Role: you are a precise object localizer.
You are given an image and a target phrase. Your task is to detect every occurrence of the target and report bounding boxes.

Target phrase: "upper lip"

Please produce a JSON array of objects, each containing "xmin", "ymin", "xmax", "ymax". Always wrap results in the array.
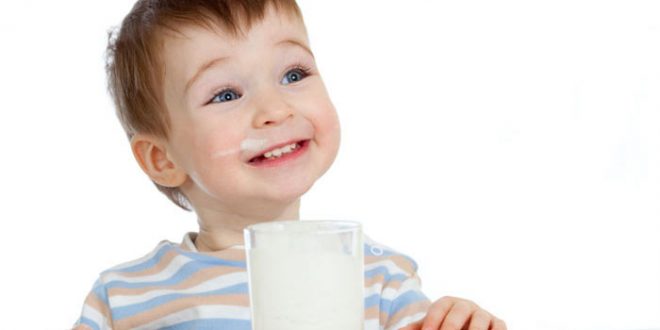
[{"xmin": 246, "ymin": 138, "xmax": 309, "ymax": 162}]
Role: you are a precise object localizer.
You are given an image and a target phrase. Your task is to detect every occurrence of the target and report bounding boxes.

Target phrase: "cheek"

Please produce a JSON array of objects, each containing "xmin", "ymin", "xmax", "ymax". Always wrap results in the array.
[
  {"xmin": 190, "ymin": 125, "xmax": 243, "ymax": 176},
  {"xmin": 316, "ymin": 103, "xmax": 341, "ymax": 146},
  {"xmin": 309, "ymin": 102, "xmax": 341, "ymax": 168},
  {"xmin": 186, "ymin": 129, "xmax": 247, "ymax": 198},
  {"xmin": 303, "ymin": 88, "xmax": 340, "ymax": 138}
]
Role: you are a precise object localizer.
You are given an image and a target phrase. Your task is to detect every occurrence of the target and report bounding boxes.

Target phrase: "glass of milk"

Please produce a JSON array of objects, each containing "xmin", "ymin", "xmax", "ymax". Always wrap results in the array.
[{"xmin": 244, "ymin": 220, "xmax": 364, "ymax": 330}]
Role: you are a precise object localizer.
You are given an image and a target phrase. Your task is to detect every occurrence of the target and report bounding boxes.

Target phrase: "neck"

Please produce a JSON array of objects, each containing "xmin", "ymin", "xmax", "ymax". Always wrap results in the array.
[{"xmin": 193, "ymin": 199, "xmax": 301, "ymax": 252}]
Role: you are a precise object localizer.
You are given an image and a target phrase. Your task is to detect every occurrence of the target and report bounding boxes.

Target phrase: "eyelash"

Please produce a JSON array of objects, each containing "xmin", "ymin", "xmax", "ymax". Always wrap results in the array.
[{"xmin": 206, "ymin": 63, "xmax": 313, "ymax": 105}]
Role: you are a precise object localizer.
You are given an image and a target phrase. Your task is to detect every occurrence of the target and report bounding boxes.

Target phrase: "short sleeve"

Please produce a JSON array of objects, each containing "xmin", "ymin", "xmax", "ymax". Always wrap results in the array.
[
  {"xmin": 72, "ymin": 279, "xmax": 113, "ymax": 330},
  {"xmin": 382, "ymin": 260, "xmax": 431, "ymax": 330}
]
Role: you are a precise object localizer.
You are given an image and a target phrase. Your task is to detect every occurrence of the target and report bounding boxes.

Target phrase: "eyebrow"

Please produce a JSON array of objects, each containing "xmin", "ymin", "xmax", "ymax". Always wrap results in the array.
[{"xmin": 184, "ymin": 38, "xmax": 314, "ymax": 94}]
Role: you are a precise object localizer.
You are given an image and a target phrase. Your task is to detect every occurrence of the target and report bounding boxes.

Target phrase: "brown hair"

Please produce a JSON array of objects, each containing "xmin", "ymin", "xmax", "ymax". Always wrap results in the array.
[{"xmin": 106, "ymin": 0, "xmax": 302, "ymax": 211}]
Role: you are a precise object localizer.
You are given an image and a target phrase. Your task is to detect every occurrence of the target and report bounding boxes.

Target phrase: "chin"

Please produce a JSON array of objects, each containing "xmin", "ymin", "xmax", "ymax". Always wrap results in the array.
[
  {"xmin": 276, "ymin": 179, "xmax": 315, "ymax": 204},
  {"xmin": 258, "ymin": 170, "xmax": 317, "ymax": 206}
]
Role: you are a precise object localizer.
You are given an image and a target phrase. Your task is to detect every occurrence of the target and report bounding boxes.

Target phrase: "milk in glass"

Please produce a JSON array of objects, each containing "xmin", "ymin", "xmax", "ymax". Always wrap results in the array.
[{"xmin": 245, "ymin": 221, "xmax": 364, "ymax": 330}]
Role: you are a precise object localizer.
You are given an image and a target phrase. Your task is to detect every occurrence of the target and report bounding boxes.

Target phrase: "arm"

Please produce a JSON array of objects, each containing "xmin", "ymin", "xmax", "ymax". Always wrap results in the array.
[
  {"xmin": 400, "ymin": 296, "xmax": 507, "ymax": 330},
  {"xmin": 72, "ymin": 279, "xmax": 113, "ymax": 330},
  {"xmin": 383, "ymin": 270, "xmax": 432, "ymax": 330}
]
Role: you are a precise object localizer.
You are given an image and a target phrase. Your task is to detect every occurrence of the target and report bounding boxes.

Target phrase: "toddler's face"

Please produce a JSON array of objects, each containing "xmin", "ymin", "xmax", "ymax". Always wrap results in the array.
[{"xmin": 158, "ymin": 6, "xmax": 340, "ymax": 214}]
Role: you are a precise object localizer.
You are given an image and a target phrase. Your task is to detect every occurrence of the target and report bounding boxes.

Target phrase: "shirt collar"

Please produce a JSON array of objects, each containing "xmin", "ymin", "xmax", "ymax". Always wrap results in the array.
[{"xmin": 180, "ymin": 232, "xmax": 245, "ymax": 252}]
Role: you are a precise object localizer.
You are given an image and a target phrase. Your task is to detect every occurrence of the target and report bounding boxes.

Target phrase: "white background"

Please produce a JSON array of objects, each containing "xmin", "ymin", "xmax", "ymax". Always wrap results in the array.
[{"xmin": 0, "ymin": 1, "xmax": 658, "ymax": 329}]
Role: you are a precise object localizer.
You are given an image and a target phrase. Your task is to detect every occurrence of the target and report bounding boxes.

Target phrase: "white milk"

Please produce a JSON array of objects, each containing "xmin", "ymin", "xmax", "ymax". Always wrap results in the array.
[{"xmin": 246, "ymin": 223, "xmax": 364, "ymax": 330}]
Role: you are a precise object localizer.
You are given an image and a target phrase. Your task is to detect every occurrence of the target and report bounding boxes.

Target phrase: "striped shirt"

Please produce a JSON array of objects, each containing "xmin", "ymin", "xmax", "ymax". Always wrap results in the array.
[{"xmin": 73, "ymin": 233, "xmax": 431, "ymax": 330}]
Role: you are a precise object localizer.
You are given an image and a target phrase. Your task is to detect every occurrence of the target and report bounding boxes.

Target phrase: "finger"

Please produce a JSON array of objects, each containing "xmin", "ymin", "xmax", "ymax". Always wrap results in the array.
[
  {"xmin": 420, "ymin": 297, "xmax": 455, "ymax": 330},
  {"xmin": 491, "ymin": 318, "xmax": 507, "ymax": 330},
  {"xmin": 467, "ymin": 309, "xmax": 492, "ymax": 330},
  {"xmin": 439, "ymin": 300, "xmax": 477, "ymax": 330}
]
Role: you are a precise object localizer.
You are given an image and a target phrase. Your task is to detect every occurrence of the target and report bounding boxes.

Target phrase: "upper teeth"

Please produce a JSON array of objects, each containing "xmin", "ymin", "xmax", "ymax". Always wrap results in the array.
[{"xmin": 263, "ymin": 143, "xmax": 298, "ymax": 159}]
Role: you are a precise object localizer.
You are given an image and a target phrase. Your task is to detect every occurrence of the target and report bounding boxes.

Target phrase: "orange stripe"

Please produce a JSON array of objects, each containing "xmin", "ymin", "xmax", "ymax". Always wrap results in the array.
[
  {"xmin": 365, "ymin": 255, "xmax": 417, "ymax": 275},
  {"xmin": 365, "ymin": 305, "xmax": 379, "ymax": 320},
  {"xmin": 84, "ymin": 291, "xmax": 112, "ymax": 322},
  {"xmin": 380, "ymin": 309, "xmax": 389, "ymax": 326},
  {"xmin": 365, "ymin": 273, "xmax": 386, "ymax": 288},
  {"xmin": 365, "ymin": 272, "xmax": 412, "ymax": 292},
  {"xmin": 113, "ymin": 294, "xmax": 249, "ymax": 329},
  {"xmin": 113, "ymin": 250, "xmax": 179, "ymax": 278},
  {"xmin": 108, "ymin": 266, "xmax": 244, "ymax": 296}
]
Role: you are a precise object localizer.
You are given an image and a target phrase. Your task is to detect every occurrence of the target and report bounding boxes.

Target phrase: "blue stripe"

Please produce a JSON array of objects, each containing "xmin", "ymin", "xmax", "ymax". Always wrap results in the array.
[
  {"xmin": 78, "ymin": 317, "xmax": 100, "ymax": 330},
  {"xmin": 364, "ymin": 293, "xmax": 380, "ymax": 309},
  {"xmin": 161, "ymin": 318, "xmax": 251, "ymax": 330},
  {"xmin": 113, "ymin": 283, "xmax": 248, "ymax": 320},
  {"xmin": 92, "ymin": 281, "xmax": 109, "ymax": 305},
  {"xmin": 364, "ymin": 266, "xmax": 409, "ymax": 283},
  {"xmin": 107, "ymin": 244, "xmax": 174, "ymax": 274}
]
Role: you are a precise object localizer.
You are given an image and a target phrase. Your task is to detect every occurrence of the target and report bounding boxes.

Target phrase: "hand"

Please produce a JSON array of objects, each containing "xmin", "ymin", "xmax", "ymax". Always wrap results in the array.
[{"xmin": 400, "ymin": 296, "xmax": 506, "ymax": 330}]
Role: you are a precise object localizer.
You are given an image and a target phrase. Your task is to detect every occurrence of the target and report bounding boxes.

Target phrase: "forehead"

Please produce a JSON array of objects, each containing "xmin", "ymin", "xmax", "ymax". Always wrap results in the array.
[
  {"xmin": 161, "ymin": 7, "xmax": 308, "ymax": 67},
  {"xmin": 159, "ymin": 6, "xmax": 308, "ymax": 95}
]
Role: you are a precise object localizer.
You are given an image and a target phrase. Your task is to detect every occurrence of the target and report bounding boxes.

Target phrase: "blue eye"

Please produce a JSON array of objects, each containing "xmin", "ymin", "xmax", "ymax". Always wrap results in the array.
[
  {"xmin": 210, "ymin": 89, "xmax": 241, "ymax": 104},
  {"xmin": 281, "ymin": 67, "xmax": 310, "ymax": 85}
]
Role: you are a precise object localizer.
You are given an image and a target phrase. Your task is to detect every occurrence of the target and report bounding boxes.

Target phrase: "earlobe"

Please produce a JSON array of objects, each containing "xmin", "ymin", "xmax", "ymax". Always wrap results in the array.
[{"xmin": 130, "ymin": 134, "xmax": 188, "ymax": 188}]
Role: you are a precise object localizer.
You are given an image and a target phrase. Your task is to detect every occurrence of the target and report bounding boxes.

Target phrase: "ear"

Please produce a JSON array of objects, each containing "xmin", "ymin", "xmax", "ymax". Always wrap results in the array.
[{"xmin": 130, "ymin": 133, "xmax": 188, "ymax": 188}]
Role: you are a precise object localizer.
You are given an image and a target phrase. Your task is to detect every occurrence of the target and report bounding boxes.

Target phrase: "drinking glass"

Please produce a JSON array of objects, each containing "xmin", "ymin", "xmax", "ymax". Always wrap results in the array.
[{"xmin": 244, "ymin": 220, "xmax": 364, "ymax": 330}]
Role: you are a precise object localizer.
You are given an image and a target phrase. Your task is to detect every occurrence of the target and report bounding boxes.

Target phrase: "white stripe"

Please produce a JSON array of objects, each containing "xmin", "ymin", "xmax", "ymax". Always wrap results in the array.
[
  {"xmin": 133, "ymin": 304, "xmax": 250, "ymax": 330},
  {"xmin": 81, "ymin": 303, "xmax": 112, "ymax": 330},
  {"xmin": 365, "ymin": 282, "xmax": 384, "ymax": 298},
  {"xmin": 110, "ymin": 271, "xmax": 247, "ymax": 308},
  {"xmin": 103, "ymin": 255, "xmax": 193, "ymax": 284},
  {"xmin": 364, "ymin": 283, "xmax": 417, "ymax": 300},
  {"xmin": 105, "ymin": 242, "xmax": 172, "ymax": 273},
  {"xmin": 381, "ymin": 276, "xmax": 422, "ymax": 301},
  {"xmin": 365, "ymin": 259, "xmax": 411, "ymax": 277},
  {"xmin": 180, "ymin": 233, "xmax": 196, "ymax": 251},
  {"xmin": 385, "ymin": 311, "xmax": 426, "ymax": 330},
  {"xmin": 363, "ymin": 270, "xmax": 422, "ymax": 302},
  {"xmin": 364, "ymin": 318, "xmax": 381, "ymax": 330}
]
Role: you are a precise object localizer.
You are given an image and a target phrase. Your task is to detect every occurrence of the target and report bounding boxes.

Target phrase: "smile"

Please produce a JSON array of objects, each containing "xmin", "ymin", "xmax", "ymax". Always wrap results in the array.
[
  {"xmin": 263, "ymin": 142, "xmax": 299, "ymax": 159},
  {"xmin": 248, "ymin": 140, "xmax": 310, "ymax": 167}
]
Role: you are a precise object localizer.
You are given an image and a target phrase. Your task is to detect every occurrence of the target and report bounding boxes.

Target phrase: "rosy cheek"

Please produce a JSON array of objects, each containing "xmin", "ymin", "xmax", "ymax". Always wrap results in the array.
[
  {"xmin": 203, "ymin": 131, "xmax": 244, "ymax": 162},
  {"xmin": 317, "ymin": 106, "xmax": 340, "ymax": 135}
]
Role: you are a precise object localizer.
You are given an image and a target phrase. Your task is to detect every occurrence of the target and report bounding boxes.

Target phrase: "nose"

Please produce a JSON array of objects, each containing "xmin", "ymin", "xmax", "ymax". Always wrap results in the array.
[{"xmin": 251, "ymin": 86, "xmax": 295, "ymax": 128}]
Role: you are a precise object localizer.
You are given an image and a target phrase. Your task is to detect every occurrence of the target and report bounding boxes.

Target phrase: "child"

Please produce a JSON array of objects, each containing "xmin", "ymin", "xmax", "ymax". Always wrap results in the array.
[{"xmin": 74, "ymin": 1, "xmax": 506, "ymax": 329}]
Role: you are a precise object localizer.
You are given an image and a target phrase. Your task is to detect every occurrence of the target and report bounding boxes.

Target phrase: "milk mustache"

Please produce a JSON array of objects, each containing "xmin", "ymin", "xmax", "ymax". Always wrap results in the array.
[{"xmin": 245, "ymin": 221, "xmax": 364, "ymax": 330}]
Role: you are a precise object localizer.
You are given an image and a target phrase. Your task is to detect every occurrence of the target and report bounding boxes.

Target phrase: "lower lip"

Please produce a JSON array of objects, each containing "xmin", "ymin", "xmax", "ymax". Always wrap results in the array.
[{"xmin": 248, "ymin": 140, "xmax": 310, "ymax": 168}]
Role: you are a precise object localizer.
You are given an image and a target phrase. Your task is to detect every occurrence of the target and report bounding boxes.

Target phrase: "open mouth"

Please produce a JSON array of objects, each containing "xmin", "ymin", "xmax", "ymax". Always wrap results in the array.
[{"xmin": 248, "ymin": 140, "xmax": 310, "ymax": 165}]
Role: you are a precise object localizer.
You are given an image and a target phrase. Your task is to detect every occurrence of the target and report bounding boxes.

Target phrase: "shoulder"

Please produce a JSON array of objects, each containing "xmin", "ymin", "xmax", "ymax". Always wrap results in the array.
[
  {"xmin": 95, "ymin": 239, "xmax": 185, "ymax": 284},
  {"xmin": 75, "ymin": 241, "xmax": 182, "ymax": 329},
  {"xmin": 364, "ymin": 234, "xmax": 420, "ymax": 277},
  {"xmin": 363, "ymin": 235, "xmax": 430, "ymax": 329}
]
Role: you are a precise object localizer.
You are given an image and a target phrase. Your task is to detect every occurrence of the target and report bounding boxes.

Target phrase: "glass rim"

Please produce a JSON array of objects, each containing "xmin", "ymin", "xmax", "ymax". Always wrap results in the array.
[{"xmin": 244, "ymin": 220, "xmax": 361, "ymax": 234}]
